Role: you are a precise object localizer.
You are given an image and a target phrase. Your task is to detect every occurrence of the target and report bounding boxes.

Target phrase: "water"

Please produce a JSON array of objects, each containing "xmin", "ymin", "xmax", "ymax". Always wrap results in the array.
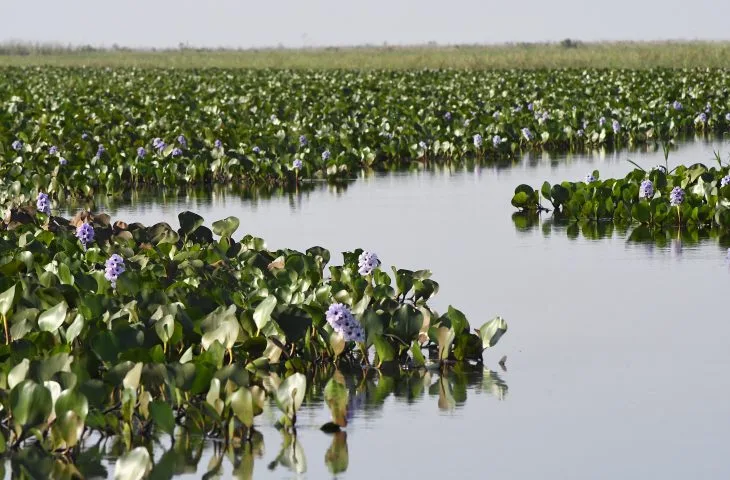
[{"xmin": 59, "ymin": 140, "xmax": 730, "ymax": 478}]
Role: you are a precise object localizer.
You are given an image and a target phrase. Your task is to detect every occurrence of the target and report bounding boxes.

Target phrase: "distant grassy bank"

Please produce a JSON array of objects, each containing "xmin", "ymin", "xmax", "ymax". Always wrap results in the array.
[{"xmin": 1, "ymin": 41, "xmax": 730, "ymax": 69}]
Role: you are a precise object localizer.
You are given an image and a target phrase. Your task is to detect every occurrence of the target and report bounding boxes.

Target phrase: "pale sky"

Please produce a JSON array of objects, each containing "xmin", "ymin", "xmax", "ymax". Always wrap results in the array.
[{"xmin": 1, "ymin": 0, "xmax": 728, "ymax": 49}]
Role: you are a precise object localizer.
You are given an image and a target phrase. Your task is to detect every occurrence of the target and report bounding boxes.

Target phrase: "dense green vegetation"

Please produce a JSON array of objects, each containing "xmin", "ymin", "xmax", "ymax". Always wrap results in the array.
[
  {"xmin": 3, "ymin": 67, "xmax": 730, "ymax": 209},
  {"xmin": 2, "ymin": 41, "xmax": 730, "ymax": 69},
  {"xmin": 511, "ymin": 159, "xmax": 730, "ymax": 231},
  {"xmin": 0, "ymin": 208, "xmax": 506, "ymax": 473}
]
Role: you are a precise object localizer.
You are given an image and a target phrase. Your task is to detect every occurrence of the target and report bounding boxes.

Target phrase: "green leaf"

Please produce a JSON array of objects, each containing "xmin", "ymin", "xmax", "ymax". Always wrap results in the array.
[
  {"xmin": 38, "ymin": 301, "xmax": 68, "ymax": 332},
  {"xmin": 0, "ymin": 284, "xmax": 17, "ymax": 317},
  {"xmin": 57, "ymin": 263, "xmax": 74, "ymax": 286},
  {"xmin": 253, "ymin": 296, "xmax": 277, "ymax": 331},
  {"xmin": 478, "ymin": 316, "xmax": 508, "ymax": 349},
  {"xmin": 10, "ymin": 380, "xmax": 52, "ymax": 427},
  {"xmin": 65, "ymin": 314, "xmax": 84, "ymax": 344},
  {"xmin": 114, "ymin": 447, "xmax": 152, "ymax": 480},
  {"xmin": 372, "ymin": 335, "xmax": 395, "ymax": 364},
  {"xmin": 324, "ymin": 377, "xmax": 349, "ymax": 427},
  {"xmin": 122, "ymin": 362, "xmax": 143, "ymax": 391},
  {"xmin": 8, "ymin": 359, "xmax": 30, "ymax": 389},
  {"xmin": 229, "ymin": 387, "xmax": 254, "ymax": 428},
  {"xmin": 275, "ymin": 373, "xmax": 306, "ymax": 420},
  {"xmin": 178, "ymin": 211, "xmax": 204, "ymax": 237},
  {"xmin": 274, "ymin": 308, "xmax": 312, "ymax": 342},
  {"xmin": 437, "ymin": 326, "xmax": 455, "ymax": 361},
  {"xmin": 391, "ymin": 304, "xmax": 423, "ymax": 342},
  {"xmin": 212, "ymin": 216, "xmax": 240, "ymax": 237},
  {"xmin": 150, "ymin": 401, "xmax": 175, "ymax": 435}
]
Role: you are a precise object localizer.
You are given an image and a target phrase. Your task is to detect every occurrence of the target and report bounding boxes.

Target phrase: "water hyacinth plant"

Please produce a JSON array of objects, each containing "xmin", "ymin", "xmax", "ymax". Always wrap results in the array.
[
  {"xmin": 511, "ymin": 163, "xmax": 730, "ymax": 230},
  {"xmin": 0, "ymin": 207, "xmax": 507, "ymax": 465}
]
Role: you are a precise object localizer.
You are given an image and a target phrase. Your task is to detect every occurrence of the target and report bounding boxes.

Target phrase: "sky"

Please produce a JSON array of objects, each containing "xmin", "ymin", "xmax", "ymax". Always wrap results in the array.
[{"xmin": 1, "ymin": 0, "xmax": 728, "ymax": 49}]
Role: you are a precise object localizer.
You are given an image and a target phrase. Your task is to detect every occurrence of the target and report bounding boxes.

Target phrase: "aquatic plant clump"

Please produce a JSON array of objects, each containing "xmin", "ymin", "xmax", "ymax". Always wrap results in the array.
[
  {"xmin": 510, "ymin": 163, "xmax": 730, "ymax": 229},
  {"xmin": 0, "ymin": 207, "xmax": 507, "ymax": 464}
]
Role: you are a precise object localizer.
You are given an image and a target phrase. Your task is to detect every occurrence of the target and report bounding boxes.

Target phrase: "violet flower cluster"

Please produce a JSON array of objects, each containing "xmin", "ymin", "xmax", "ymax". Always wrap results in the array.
[
  {"xmin": 76, "ymin": 223, "xmax": 95, "ymax": 249},
  {"xmin": 669, "ymin": 186, "xmax": 685, "ymax": 206},
  {"xmin": 357, "ymin": 251, "xmax": 380, "ymax": 276},
  {"xmin": 105, "ymin": 254, "xmax": 125, "ymax": 288},
  {"xmin": 36, "ymin": 192, "xmax": 51, "ymax": 215},
  {"xmin": 326, "ymin": 303, "xmax": 366, "ymax": 343},
  {"xmin": 639, "ymin": 179, "xmax": 654, "ymax": 199}
]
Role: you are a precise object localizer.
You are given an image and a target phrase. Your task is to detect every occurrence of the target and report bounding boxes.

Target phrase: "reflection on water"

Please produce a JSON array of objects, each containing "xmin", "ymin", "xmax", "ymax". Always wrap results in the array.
[
  {"xmin": 512, "ymin": 212, "xmax": 730, "ymax": 253},
  {"xmin": 0, "ymin": 367, "xmax": 505, "ymax": 478}
]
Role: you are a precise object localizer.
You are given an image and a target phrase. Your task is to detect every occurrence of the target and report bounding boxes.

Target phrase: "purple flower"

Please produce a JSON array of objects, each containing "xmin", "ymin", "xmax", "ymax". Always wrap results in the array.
[
  {"xmin": 97, "ymin": 144, "xmax": 105, "ymax": 156},
  {"xmin": 325, "ymin": 303, "xmax": 365, "ymax": 343},
  {"xmin": 612, "ymin": 120, "xmax": 621, "ymax": 134},
  {"xmin": 492, "ymin": 135, "xmax": 502, "ymax": 147},
  {"xmin": 585, "ymin": 174, "xmax": 595, "ymax": 183},
  {"xmin": 171, "ymin": 148, "xmax": 183, "ymax": 157},
  {"xmin": 81, "ymin": 133, "xmax": 89, "ymax": 141},
  {"xmin": 155, "ymin": 141, "xmax": 167, "ymax": 153},
  {"xmin": 527, "ymin": 102, "xmax": 534, "ymax": 112},
  {"xmin": 672, "ymin": 100, "xmax": 683, "ymax": 110},
  {"xmin": 322, "ymin": 149, "xmax": 331, "ymax": 161},
  {"xmin": 299, "ymin": 135, "xmax": 307, "ymax": 147},
  {"xmin": 357, "ymin": 251, "xmax": 380, "ymax": 276},
  {"xmin": 725, "ymin": 113, "xmax": 730, "ymax": 122},
  {"xmin": 59, "ymin": 157, "xmax": 67, "ymax": 166},
  {"xmin": 493, "ymin": 111, "xmax": 501, "ymax": 120},
  {"xmin": 444, "ymin": 112, "xmax": 452, "ymax": 121},
  {"xmin": 521, "ymin": 128, "xmax": 533, "ymax": 141},
  {"xmin": 721, "ymin": 175, "xmax": 730, "ymax": 187},
  {"xmin": 76, "ymin": 222, "xmax": 95, "ymax": 249},
  {"xmin": 137, "ymin": 147, "xmax": 146, "ymax": 158},
  {"xmin": 152, "ymin": 137, "xmax": 164, "ymax": 149},
  {"xmin": 104, "ymin": 254, "xmax": 125, "ymax": 288},
  {"xmin": 293, "ymin": 159, "xmax": 303, "ymax": 170},
  {"xmin": 214, "ymin": 139, "xmax": 223, "ymax": 149},
  {"xmin": 177, "ymin": 135, "xmax": 187, "ymax": 148},
  {"xmin": 513, "ymin": 105, "xmax": 523, "ymax": 113},
  {"xmin": 697, "ymin": 112, "xmax": 707, "ymax": 123},
  {"xmin": 11, "ymin": 140, "xmax": 22, "ymax": 151},
  {"xmin": 669, "ymin": 186, "xmax": 685, "ymax": 206},
  {"xmin": 252, "ymin": 145, "xmax": 260, "ymax": 154},
  {"xmin": 473, "ymin": 134, "xmax": 483, "ymax": 148},
  {"xmin": 49, "ymin": 145, "xmax": 59, "ymax": 155},
  {"xmin": 639, "ymin": 179, "xmax": 654, "ymax": 199},
  {"xmin": 576, "ymin": 129, "xmax": 585, "ymax": 138},
  {"xmin": 36, "ymin": 192, "xmax": 51, "ymax": 215},
  {"xmin": 599, "ymin": 117, "xmax": 606, "ymax": 127}
]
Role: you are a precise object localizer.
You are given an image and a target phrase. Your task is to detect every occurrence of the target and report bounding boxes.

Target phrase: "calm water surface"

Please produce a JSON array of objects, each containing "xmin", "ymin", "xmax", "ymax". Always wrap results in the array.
[{"xmin": 61, "ymin": 141, "xmax": 730, "ymax": 479}]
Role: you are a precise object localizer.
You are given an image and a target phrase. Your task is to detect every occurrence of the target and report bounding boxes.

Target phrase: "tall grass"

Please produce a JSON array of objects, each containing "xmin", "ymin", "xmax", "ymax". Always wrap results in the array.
[{"xmin": 1, "ymin": 41, "xmax": 730, "ymax": 69}]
